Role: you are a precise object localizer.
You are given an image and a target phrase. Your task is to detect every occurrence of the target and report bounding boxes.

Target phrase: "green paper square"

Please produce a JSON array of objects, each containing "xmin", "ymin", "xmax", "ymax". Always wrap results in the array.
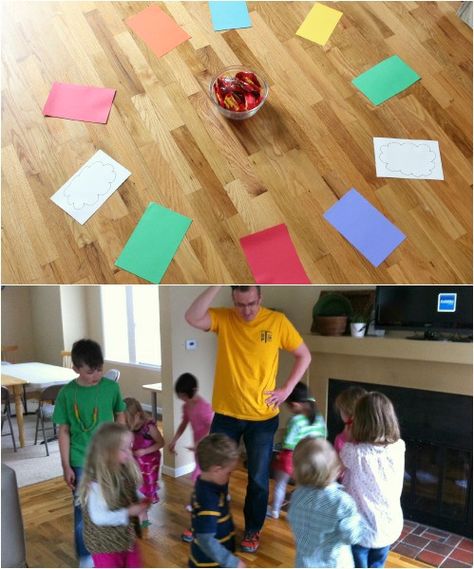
[
  {"xmin": 115, "ymin": 202, "xmax": 192, "ymax": 283},
  {"xmin": 352, "ymin": 55, "xmax": 420, "ymax": 105}
]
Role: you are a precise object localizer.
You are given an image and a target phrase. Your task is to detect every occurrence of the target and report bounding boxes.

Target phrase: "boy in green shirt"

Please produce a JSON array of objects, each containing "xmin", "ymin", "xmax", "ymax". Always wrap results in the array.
[{"xmin": 53, "ymin": 339, "xmax": 126, "ymax": 568}]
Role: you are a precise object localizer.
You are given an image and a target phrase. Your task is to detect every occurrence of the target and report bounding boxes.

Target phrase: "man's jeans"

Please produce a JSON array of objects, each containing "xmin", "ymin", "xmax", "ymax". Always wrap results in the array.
[
  {"xmin": 211, "ymin": 413, "xmax": 279, "ymax": 533},
  {"xmin": 72, "ymin": 467, "xmax": 92, "ymax": 561},
  {"xmin": 351, "ymin": 544, "xmax": 390, "ymax": 568}
]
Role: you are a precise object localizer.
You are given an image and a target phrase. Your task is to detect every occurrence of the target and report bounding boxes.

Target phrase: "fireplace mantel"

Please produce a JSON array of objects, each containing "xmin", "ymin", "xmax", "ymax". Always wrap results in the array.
[{"xmin": 303, "ymin": 335, "xmax": 473, "ymax": 418}]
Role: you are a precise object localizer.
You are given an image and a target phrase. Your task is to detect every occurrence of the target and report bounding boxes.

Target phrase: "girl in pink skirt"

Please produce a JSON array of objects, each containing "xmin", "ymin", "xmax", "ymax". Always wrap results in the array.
[
  {"xmin": 167, "ymin": 373, "xmax": 214, "ymax": 541},
  {"xmin": 125, "ymin": 398, "xmax": 164, "ymax": 527}
]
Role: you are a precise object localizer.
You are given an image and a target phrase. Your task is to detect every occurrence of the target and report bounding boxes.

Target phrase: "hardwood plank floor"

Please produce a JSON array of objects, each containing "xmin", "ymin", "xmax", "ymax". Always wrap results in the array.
[
  {"xmin": 18, "ymin": 467, "xmax": 432, "ymax": 568},
  {"xmin": 2, "ymin": 2, "xmax": 472, "ymax": 284}
]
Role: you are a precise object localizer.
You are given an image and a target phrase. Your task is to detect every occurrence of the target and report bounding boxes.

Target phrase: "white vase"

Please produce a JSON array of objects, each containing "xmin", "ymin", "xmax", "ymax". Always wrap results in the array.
[{"xmin": 350, "ymin": 323, "xmax": 366, "ymax": 338}]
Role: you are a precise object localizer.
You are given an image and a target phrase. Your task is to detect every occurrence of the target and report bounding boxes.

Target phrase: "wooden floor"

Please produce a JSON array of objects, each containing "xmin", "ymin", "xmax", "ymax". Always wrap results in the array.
[
  {"xmin": 18, "ymin": 466, "xmax": 432, "ymax": 568},
  {"xmin": 1, "ymin": 2, "xmax": 472, "ymax": 284}
]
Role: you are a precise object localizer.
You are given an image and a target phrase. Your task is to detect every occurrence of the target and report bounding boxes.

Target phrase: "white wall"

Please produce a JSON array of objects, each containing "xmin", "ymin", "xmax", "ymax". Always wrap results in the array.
[
  {"xmin": 1, "ymin": 286, "xmax": 36, "ymax": 362},
  {"xmin": 30, "ymin": 287, "xmax": 64, "ymax": 365},
  {"xmin": 60, "ymin": 286, "xmax": 88, "ymax": 352}
]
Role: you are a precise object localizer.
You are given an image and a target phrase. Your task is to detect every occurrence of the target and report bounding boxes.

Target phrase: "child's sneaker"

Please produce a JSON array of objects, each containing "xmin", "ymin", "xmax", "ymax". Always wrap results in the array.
[
  {"xmin": 266, "ymin": 506, "xmax": 279, "ymax": 519},
  {"xmin": 241, "ymin": 530, "xmax": 260, "ymax": 553},
  {"xmin": 181, "ymin": 528, "xmax": 193, "ymax": 543},
  {"xmin": 185, "ymin": 503, "xmax": 193, "ymax": 512}
]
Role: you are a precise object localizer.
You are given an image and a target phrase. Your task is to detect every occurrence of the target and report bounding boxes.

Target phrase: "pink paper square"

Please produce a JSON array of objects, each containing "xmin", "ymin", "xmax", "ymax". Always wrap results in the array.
[
  {"xmin": 43, "ymin": 82, "xmax": 116, "ymax": 124},
  {"xmin": 240, "ymin": 224, "xmax": 311, "ymax": 284}
]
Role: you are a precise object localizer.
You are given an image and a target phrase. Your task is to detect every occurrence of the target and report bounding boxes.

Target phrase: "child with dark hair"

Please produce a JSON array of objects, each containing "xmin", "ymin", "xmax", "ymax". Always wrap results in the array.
[
  {"xmin": 189, "ymin": 434, "xmax": 245, "ymax": 568},
  {"xmin": 267, "ymin": 381, "xmax": 327, "ymax": 519},
  {"xmin": 53, "ymin": 339, "xmax": 126, "ymax": 568},
  {"xmin": 167, "ymin": 373, "xmax": 214, "ymax": 541}
]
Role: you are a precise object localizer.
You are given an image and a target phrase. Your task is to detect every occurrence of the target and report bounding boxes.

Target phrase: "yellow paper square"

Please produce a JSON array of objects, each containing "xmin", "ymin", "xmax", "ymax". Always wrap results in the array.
[{"xmin": 296, "ymin": 3, "xmax": 343, "ymax": 46}]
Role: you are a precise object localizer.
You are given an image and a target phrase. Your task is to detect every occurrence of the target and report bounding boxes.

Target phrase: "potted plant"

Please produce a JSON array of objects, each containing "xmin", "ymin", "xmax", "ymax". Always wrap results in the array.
[
  {"xmin": 350, "ymin": 312, "xmax": 370, "ymax": 338},
  {"xmin": 311, "ymin": 293, "xmax": 353, "ymax": 336}
]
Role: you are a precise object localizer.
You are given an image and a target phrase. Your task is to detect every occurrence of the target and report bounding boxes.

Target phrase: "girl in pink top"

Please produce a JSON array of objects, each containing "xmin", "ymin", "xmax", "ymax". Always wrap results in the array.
[
  {"xmin": 334, "ymin": 386, "xmax": 367, "ymax": 454},
  {"xmin": 167, "ymin": 373, "xmax": 214, "ymax": 542}
]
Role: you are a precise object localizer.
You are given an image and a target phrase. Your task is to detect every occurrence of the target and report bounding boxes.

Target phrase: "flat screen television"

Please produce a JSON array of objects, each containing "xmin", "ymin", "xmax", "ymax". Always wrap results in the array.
[{"xmin": 374, "ymin": 286, "xmax": 473, "ymax": 339}]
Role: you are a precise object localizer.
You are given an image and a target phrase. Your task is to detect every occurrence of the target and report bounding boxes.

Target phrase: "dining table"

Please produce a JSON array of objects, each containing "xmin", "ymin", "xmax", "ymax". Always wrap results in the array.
[
  {"xmin": 1, "ymin": 362, "xmax": 78, "ymax": 447},
  {"xmin": 142, "ymin": 382, "xmax": 163, "ymax": 422}
]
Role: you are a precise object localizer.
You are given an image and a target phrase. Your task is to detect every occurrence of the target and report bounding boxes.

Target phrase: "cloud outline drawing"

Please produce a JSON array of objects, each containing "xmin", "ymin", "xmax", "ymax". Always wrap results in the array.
[
  {"xmin": 63, "ymin": 160, "xmax": 117, "ymax": 210},
  {"xmin": 378, "ymin": 142, "xmax": 437, "ymax": 177}
]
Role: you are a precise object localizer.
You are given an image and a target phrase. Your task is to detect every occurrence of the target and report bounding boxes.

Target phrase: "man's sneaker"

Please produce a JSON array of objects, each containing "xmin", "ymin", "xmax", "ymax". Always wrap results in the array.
[
  {"xmin": 181, "ymin": 528, "xmax": 193, "ymax": 542},
  {"xmin": 241, "ymin": 531, "xmax": 260, "ymax": 553}
]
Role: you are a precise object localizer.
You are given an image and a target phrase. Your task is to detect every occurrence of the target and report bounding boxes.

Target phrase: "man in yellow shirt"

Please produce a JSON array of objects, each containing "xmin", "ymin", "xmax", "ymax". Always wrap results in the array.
[{"xmin": 185, "ymin": 286, "xmax": 311, "ymax": 553}]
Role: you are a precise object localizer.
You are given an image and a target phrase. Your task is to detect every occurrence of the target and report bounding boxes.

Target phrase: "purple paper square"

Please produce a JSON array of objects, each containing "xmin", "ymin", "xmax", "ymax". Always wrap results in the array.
[{"xmin": 323, "ymin": 188, "xmax": 406, "ymax": 267}]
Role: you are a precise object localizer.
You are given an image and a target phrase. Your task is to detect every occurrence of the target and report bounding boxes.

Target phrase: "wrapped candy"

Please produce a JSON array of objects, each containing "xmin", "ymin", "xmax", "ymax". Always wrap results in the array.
[{"xmin": 213, "ymin": 70, "xmax": 264, "ymax": 112}]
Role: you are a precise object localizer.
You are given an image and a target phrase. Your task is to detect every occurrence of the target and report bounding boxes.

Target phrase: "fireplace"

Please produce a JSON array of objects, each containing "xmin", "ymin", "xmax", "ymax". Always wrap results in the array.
[{"xmin": 327, "ymin": 379, "xmax": 473, "ymax": 538}]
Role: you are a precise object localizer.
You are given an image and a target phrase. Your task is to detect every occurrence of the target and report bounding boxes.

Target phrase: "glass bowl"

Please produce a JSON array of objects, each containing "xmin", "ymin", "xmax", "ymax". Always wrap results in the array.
[{"xmin": 209, "ymin": 65, "xmax": 269, "ymax": 120}]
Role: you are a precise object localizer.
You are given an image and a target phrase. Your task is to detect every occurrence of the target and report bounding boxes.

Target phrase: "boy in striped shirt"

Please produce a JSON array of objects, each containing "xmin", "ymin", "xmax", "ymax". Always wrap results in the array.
[
  {"xmin": 189, "ymin": 434, "xmax": 246, "ymax": 568},
  {"xmin": 267, "ymin": 382, "xmax": 326, "ymax": 519}
]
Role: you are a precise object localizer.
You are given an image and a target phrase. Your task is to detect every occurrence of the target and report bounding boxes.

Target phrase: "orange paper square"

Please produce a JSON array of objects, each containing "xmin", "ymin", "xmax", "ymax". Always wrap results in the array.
[{"xmin": 126, "ymin": 6, "xmax": 190, "ymax": 58}]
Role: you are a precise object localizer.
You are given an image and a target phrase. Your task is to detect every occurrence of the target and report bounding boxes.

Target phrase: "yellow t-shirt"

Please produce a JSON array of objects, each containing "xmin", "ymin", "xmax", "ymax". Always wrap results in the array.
[{"xmin": 209, "ymin": 307, "xmax": 304, "ymax": 421}]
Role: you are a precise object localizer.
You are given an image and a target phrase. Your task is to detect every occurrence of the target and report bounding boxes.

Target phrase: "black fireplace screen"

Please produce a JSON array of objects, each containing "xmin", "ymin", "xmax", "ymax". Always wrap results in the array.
[{"xmin": 327, "ymin": 379, "xmax": 473, "ymax": 538}]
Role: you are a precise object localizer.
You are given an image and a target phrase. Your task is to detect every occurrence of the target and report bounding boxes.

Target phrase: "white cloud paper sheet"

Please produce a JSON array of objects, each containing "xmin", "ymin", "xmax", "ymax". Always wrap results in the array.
[
  {"xmin": 51, "ymin": 150, "xmax": 131, "ymax": 224},
  {"xmin": 373, "ymin": 137, "xmax": 444, "ymax": 180}
]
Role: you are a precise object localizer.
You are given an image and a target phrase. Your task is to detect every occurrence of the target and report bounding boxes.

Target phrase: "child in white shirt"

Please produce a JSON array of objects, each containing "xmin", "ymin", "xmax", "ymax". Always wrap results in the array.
[{"xmin": 340, "ymin": 391, "xmax": 405, "ymax": 568}]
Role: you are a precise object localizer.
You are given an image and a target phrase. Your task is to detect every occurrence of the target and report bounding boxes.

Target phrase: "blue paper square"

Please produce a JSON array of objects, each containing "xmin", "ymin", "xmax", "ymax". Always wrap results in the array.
[
  {"xmin": 209, "ymin": 1, "xmax": 251, "ymax": 31},
  {"xmin": 323, "ymin": 188, "xmax": 406, "ymax": 267}
]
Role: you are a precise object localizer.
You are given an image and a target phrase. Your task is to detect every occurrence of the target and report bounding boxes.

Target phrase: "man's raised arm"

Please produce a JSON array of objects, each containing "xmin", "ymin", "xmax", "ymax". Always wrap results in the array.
[{"xmin": 185, "ymin": 286, "xmax": 222, "ymax": 331}]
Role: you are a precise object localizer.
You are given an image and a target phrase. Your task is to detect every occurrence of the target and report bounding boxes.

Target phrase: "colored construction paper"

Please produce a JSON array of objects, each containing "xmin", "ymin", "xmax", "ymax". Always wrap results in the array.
[
  {"xmin": 373, "ymin": 137, "xmax": 444, "ymax": 180},
  {"xmin": 323, "ymin": 188, "xmax": 406, "ymax": 267},
  {"xmin": 42, "ymin": 82, "xmax": 116, "ymax": 123},
  {"xmin": 296, "ymin": 2, "xmax": 343, "ymax": 46},
  {"xmin": 352, "ymin": 55, "xmax": 420, "ymax": 105},
  {"xmin": 240, "ymin": 224, "xmax": 311, "ymax": 284},
  {"xmin": 51, "ymin": 150, "xmax": 131, "ymax": 225},
  {"xmin": 115, "ymin": 202, "xmax": 192, "ymax": 283},
  {"xmin": 209, "ymin": 1, "xmax": 251, "ymax": 31},
  {"xmin": 126, "ymin": 6, "xmax": 190, "ymax": 58}
]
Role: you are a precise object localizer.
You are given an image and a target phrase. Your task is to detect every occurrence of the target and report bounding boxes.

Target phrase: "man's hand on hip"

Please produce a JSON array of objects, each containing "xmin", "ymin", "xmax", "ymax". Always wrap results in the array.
[{"xmin": 264, "ymin": 387, "xmax": 291, "ymax": 408}]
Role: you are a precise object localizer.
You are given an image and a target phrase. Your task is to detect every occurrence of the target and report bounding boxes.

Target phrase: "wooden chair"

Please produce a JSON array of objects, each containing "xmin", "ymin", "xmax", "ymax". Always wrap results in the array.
[
  {"xmin": 1, "ymin": 345, "xmax": 18, "ymax": 363},
  {"xmin": 61, "ymin": 351, "xmax": 72, "ymax": 368},
  {"xmin": 34, "ymin": 384, "xmax": 63, "ymax": 456},
  {"xmin": 1, "ymin": 386, "xmax": 17, "ymax": 452}
]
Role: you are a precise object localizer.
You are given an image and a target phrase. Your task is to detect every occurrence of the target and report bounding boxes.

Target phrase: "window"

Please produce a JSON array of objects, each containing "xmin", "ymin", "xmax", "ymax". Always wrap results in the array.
[{"xmin": 101, "ymin": 286, "xmax": 161, "ymax": 367}]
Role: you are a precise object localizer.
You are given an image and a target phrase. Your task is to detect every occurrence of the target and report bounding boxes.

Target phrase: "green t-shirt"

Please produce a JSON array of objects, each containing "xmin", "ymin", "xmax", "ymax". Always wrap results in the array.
[{"xmin": 53, "ymin": 378, "xmax": 126, "ymax": 467}]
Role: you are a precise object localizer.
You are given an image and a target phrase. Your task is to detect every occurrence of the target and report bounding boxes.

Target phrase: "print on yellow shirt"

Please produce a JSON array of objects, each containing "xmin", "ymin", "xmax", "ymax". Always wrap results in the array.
[{"xmin": 209, "ymin": 307, "xmax": 303, "ymax": 420}]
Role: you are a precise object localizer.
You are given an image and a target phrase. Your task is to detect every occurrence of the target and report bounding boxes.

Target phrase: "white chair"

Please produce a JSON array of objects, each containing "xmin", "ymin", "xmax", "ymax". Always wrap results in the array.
[{"xmin": 103, "ymin": 369, "xmax": 120, "ymax": 382}]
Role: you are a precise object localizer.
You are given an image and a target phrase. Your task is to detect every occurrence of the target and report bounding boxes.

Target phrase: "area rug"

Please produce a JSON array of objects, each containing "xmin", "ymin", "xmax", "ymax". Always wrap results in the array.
[{"xmin": 2, "ymin": 403, "xmax": 63, "ymax": 487}]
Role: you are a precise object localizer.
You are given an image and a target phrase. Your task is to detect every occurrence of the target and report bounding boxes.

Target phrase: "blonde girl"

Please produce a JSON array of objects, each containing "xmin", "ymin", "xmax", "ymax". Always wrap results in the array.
[
  {"xmin": 340, "ymin": 392, "xmax": 405, "ymax": 568},
  {"xmin": 267, "ymin": 381, "xmax": 326, "ymax": 519},
  {"xmin": 333, "ymin": 386, "xmax": 367, "ymax": 454},
  {"xmin": 79, "ymin": 422, "xmax": 150, "ymax": 568},
  {"xmin": 124, "ymin": 398, "xmax": 164, "ymax": 527},
  {"xmin": 288, "ymin": 438, "xmax": 365, "ymax": 568}
]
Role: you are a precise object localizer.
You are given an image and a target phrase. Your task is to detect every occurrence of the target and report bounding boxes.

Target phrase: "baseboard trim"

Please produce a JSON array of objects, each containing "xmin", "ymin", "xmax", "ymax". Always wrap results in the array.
[{"xmin": 162, "ymin": 463, "xmax": 195, "ymax": 478}]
